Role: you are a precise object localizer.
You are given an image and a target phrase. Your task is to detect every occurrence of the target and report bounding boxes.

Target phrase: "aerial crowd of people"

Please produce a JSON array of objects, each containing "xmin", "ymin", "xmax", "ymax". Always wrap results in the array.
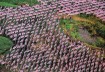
[{"xmin": 0, "ymin": 0, "xmax": 105, "ymax": 72}]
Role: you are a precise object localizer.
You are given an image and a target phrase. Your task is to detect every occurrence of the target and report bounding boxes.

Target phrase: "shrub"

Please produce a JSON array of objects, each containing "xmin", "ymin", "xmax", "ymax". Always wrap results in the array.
[
  {"xmin": 0, "ymin": 36, "xmax": 13, "ymax": 55},
  {"xmin": 95, "ymin": 37, "xmax": 105, "ymax": 48}
]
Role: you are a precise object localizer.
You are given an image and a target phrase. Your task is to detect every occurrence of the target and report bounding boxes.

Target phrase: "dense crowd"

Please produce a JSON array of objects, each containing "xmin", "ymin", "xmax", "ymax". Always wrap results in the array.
[{"xmin": 0, "ymin": 0, "xmax": 105, "ymax": 72}]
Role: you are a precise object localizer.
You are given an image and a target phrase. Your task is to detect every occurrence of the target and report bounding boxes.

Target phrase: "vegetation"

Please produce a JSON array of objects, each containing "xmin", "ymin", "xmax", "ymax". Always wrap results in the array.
[
  {"xmin": 0, "ymin": 0, "xmax": 39, "ymax": 7},
  {"xmin": 0, "ymin": 2, "xmax": 18, "ymax": 7},
  {"xmin": 59, "ymin": 13, "xmax": 105, "ymax": 48},
  {"xmin": 0, "ymin": 36, "xmax": 13, "ymax": 55},
  {"xmin": 60, "ymin": 18, "xmax": 82, "ymax": 40}
]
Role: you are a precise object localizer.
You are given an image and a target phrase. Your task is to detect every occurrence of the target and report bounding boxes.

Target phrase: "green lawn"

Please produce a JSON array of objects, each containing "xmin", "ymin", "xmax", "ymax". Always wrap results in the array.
[
  {"xmin": 0, "ymin": 36, "xmax": 13, "ymax": 55},
  {"xmin": 0, "ymin": 0, "xmax": 39, "ymax": 7}
]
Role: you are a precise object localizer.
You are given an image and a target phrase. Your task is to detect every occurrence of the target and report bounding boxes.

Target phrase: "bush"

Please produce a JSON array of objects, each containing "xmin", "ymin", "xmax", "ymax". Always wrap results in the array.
[
  {"xmin": 95, "ymin": 37, "xmax": 105, "ymax": 48},
  {"xmin": 96, "ymin": 26, "xmax": 105, "ymax": 39},
  {"xmin": 0, "ymin": 36, "xmax": 13, "ymax": 55}
]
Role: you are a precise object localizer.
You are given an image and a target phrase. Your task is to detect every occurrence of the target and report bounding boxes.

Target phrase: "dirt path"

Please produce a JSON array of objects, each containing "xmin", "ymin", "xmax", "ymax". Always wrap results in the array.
[
  {"xmin": 72, "ymin": 15, "xmax": 95, "ymax": 24},
  {"xmin": 78, "ymin": 28, "xmax": 96, "ymax": 43}
]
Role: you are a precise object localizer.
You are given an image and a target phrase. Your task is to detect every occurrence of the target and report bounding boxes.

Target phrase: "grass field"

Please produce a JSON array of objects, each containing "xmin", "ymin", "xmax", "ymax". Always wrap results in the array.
[
  {"xmin": 59, "ymin": 13, "xmax": 105, "ymax": 48},
  {"xmin": 0, "ymin": 36, "xmax": 13, "ymax": 55},
  {"xmin": 0, "ymin": 0, "xmax": 39, "ymax": 7}
]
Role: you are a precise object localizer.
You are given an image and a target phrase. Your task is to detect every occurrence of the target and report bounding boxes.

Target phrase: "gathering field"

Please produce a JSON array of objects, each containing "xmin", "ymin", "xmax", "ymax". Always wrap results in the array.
[{"xmin": 0, "ymin": 0, "xmax": 105, "ymax": 72}]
